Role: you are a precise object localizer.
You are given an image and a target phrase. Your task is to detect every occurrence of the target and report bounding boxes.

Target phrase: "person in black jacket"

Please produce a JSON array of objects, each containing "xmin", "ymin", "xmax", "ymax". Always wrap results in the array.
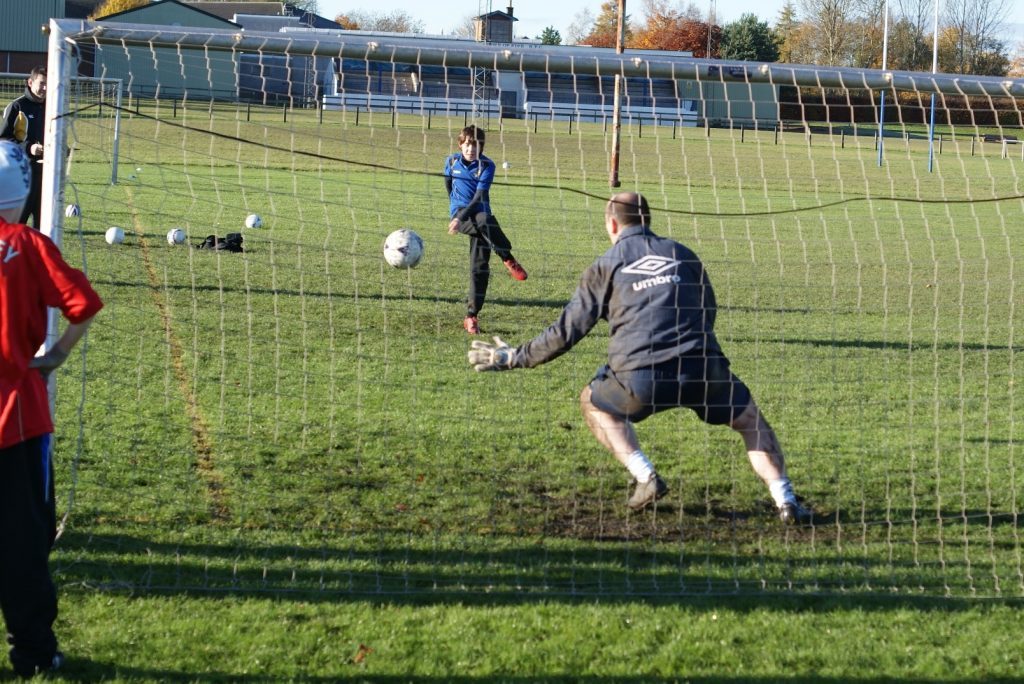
[
  {"xmin": 468, "ymin": 191, "xmax": 812, "ymax": 524},
  {"xmin": 1, "ymin": 67, "xmax": 47, "ymax": 229}
]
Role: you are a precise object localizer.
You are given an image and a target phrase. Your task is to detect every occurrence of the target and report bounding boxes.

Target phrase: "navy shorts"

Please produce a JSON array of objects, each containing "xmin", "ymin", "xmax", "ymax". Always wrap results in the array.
[{"xmin": 588, "ymin": 354, "xmax": 752, "ymax": 425}]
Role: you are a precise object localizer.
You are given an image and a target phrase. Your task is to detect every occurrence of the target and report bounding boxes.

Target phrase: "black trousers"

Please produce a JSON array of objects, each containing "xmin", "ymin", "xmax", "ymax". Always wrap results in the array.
[
  {"xmin": 455, "ymin": 211, "xmax": 514, "ymax": 316},
  {"xmin": 0, "ymin": 435, "xmax": 59, "ymax": 674},
  {"xmin": 19, "ymin": 164, "xmax": 42, "ymax": 230}
]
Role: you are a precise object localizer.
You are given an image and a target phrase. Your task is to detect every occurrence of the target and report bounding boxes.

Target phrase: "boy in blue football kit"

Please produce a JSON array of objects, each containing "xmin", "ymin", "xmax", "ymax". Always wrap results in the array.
[
  {"xmin": 444, "ymin": 125, "xmax": 527, "ymax": 335},
  {"xmin": 467, "ymin": 192, "xmax": 812, "ymax": 524}
]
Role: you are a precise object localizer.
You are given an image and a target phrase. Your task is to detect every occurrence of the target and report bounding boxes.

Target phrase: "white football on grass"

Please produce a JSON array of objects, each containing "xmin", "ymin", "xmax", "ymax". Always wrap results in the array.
[
  {"xmin": 105, "ymin": 226, "xmax": 124, "ymax": 244},
  {"xmin": 166, "ymin": 228, "xmax": 186, "ymax": 245}
]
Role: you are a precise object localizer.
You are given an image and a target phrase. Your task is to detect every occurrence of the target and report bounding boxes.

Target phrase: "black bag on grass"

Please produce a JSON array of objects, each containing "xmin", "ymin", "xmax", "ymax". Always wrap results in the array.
[{"xmin": 196, "ymin": 233, "xmax": 244, "ymax": 252}]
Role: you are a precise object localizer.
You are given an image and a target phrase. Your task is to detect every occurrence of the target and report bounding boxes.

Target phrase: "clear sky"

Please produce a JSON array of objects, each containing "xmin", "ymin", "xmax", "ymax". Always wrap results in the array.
[{"xmin": 315, "ymin": 0, "xmax": 1023, "ymax": 45}]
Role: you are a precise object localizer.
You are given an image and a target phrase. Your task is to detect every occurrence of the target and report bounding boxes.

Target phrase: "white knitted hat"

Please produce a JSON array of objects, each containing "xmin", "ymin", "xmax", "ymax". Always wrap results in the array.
[{"xmin": 0, "ymin": 141, "xmax": 31, "ymax": 211}]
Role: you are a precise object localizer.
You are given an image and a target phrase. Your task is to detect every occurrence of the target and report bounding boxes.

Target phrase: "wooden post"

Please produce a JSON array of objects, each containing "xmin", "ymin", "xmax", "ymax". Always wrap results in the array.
[{"xmin": 608, "ymin": 0, "xmax": 626, "ymax": 189}]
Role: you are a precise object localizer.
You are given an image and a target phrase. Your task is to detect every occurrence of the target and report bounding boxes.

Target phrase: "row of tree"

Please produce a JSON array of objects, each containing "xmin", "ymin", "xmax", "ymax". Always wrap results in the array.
[
  {"xmin": 330, "ymin": 0, "xmax": 1018, "ymax": 76},
  {"xmin": 565, "ymin": 0, "xmax": 1017, "ymax": 76}
]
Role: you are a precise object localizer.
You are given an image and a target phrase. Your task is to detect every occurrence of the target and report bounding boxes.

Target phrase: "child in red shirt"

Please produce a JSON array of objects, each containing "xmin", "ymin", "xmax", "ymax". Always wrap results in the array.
[{"xmin": 0, "ymin": 140, "xmax": 103, "ymax": 677}]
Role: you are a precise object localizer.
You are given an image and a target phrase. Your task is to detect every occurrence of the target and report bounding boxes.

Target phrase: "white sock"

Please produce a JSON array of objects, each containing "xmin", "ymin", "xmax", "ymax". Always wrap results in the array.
[
  {"xmin": 624, "ymin": 450, "xmax": 656, "ymax": 484},
  {"xmin": 768, "ymin": 477, "xmax": 796, "ymax": 507}
]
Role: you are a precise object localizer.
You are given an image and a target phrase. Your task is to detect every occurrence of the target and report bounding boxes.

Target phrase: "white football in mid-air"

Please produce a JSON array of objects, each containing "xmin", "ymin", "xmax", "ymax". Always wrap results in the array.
[
  {"xmin": 105, "ymin": 226, "xmax": 124, "ymax": 244},
  {"xmin": 383, "ymin": 228, "xmax": 424, "ymax": 269},
  {"xmin": 245, "ymin": 213, "xmax": 263, "ymax": 229},
  {"xmin": 166, "ymin": 228, "xmax": 186, "ymax": 245},
  {"xmin": 502, "ymin": 161, "xmax": 510, "ymax": 169},
  {"xmin": 64, "ymin": 203, "xmax": 80, "ymax": 217}
]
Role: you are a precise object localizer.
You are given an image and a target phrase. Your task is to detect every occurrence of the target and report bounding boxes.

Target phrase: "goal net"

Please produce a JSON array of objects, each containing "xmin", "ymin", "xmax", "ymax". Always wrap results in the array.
[{"xmin": 45, "ymin": 18, "xmax": 1024, "ymax": 598}]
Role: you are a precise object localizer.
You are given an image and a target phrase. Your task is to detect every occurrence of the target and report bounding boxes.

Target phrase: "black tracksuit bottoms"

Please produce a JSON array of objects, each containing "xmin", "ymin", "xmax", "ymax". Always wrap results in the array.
[
  {"xmin": 19, "ymin": 164, "xmax": 43, "ymax": 230},
  {"xmin": 0, "ymin": 435, "xmax": 59, "ymax": 673},
  {"xmin": 457, "ymin": 211, "xmax": 514, "ymax": 316}
]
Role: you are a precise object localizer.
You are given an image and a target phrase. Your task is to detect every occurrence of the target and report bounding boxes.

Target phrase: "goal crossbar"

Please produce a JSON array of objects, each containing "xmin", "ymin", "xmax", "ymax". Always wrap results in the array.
[{"xmin": 54, "ymin": 19, "xmax": 1024, "ymax": 98}]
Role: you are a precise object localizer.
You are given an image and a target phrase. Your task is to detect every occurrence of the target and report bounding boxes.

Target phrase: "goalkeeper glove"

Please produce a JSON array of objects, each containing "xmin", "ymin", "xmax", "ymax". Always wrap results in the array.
[
  {"xmin": 29, "ymin": 346, "xmax": 69, "ymax": 378},
  {"xmin": 13, "ymin": 111, "xmax": 27, "ymax": 143},
  {"xmin": 467, "ymin": 336, "xmax": 515, "ymax": 372}
]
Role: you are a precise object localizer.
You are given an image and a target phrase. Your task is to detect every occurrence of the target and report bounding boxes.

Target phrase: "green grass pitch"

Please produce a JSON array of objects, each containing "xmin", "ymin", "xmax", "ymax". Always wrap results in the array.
[{"xmin": 35, "ymin": 101, "xmax": 1024, "ymax": 681}]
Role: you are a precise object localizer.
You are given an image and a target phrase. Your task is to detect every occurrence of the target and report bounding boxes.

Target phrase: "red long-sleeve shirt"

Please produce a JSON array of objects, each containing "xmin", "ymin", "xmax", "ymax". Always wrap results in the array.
[{"xmin": 0, "ymin": 218, "xmax": 103, "ymax": 448}]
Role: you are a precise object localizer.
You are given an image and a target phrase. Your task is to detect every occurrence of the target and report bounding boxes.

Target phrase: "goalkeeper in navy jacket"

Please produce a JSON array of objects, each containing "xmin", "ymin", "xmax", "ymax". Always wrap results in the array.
[
  {"xmin": 0, "ymin": 141, "xmax": 103, "ymax": 677},
  {"xmin": 0, "ymin": 67, "xmax": 47, "ymax": 229},
  {"xmin": 468, "ymin": 191, "xmax": 812, "ymax": 524},
  {"xmin": 443, "ymin": 125, "xmax": 527, "ymax": 335}
]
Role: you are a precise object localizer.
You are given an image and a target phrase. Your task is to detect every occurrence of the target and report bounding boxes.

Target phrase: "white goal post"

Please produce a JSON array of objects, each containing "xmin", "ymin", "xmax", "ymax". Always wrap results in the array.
[{"xmin": 39, "ymin": 16, "xmax": 1024, "ymax": 598}]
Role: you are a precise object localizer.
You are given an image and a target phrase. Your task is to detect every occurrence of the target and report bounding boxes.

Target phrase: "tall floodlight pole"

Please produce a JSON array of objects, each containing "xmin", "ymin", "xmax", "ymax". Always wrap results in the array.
[
  {"xmin": 927, "ymin": 0, "xmax": 939, "ymax": 172},
  {"xmin": 877, "ymin": 0, "xmax": 890, "ymax": 166},
  {"xmin": 609, "ymin": 0, "xmax": 626, "ymax": 188},
  {"xmin": 706, "ymin": 0, "xmax": 715, "ymax": 58}
]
